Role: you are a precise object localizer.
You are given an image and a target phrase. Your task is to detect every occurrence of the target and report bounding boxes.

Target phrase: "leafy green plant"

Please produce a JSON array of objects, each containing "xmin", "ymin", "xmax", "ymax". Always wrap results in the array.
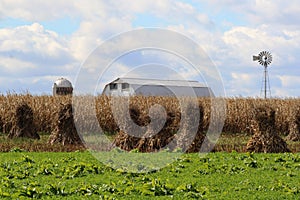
[
  {"xmin": 48, "ymin": 182, "xmax": 67, "ymax": 196},
  {"xmin": 10, "ymin": 147, "xmax": 27, "ymax": 152},
  {"xmin": 0, "ymin": 152, "xmax": 299, "ymax": 199},
  {"xmin": 18, "ymin": 186, "xmax": 41, "ymax": 198}
]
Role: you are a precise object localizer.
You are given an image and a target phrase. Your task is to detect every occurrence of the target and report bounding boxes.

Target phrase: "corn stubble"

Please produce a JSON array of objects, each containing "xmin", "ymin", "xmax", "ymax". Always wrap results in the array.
[
  {"xmin": 48, "ymin": 103, "xmax": 83, "ymax": 145},
  {"xmin": 246, "ymin": 106, "xmax": 290, "ymax": 153},
  {"xmin": 0, "ymin": 94, "xmax": 299, "ymax": 152},
  {"xmin": 286, "ymin": 107, "xmax": 300, "ymax": 141},
  {"xmin": 8, "ymin": 102, "xmax": 40, "ymax": 139}
]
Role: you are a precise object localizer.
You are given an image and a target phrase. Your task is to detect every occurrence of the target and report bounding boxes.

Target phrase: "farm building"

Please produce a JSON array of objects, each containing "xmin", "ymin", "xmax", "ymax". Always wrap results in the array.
[
  {"xmin": 102, "ymin": 77, "xmax": 213, "ymax": 97},
  {"xmin": 52, "ymin": 77, "xmax": 73, "ymax": 96}
]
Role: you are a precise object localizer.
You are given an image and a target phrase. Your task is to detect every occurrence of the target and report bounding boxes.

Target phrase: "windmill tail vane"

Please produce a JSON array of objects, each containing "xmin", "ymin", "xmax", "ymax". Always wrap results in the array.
[{"xmin": 253, "ymin": 55, "xmax": 260, "ymax": 61}]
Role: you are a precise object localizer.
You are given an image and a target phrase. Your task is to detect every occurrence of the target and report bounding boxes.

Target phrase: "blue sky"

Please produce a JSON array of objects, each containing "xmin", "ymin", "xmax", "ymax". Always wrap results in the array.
[{"xmin": 0, "ymin": 0, "xmax": 299, "ymax": 97}]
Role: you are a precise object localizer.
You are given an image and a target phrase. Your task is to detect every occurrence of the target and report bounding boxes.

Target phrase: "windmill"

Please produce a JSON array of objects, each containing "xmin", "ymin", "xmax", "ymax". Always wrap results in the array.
[{"xmin": 253, "ymin": 51, "xmax": 272, "ymax": 99}]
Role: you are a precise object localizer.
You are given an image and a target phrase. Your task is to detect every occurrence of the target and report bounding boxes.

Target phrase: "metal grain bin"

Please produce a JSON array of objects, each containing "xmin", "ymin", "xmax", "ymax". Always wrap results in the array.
[{"xmin": 52, "ymin": 78, "xmax": 73, "ymax": 96}]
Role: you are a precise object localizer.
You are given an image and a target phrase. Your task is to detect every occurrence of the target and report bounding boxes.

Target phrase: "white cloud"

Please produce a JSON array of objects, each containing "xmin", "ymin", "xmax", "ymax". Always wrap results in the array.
[
  {"xmin": 0, "ymin": 0, "xmax": 77, "ymax": 21},
  {"xmin": 247, "ymin": 0, "xmax": 300, "ymax": 28},
  {"xmin": 0, "ymin": 0, "xmax": 214, "ymax": 62},
  {"xmin": 69, "ymin": 16, "xmax": 133, "ymax": 61},
  {"xmin": 226, "ymin": 72, "xmax": 261, "ymax": 96},
  {"xmin": 0, "ymin": 22, "xmax": 78, "ymax": 88},
  {"xmin": 206, "ymin": 0, "xmax": 300, "ymax": 31},
  {"xmin": 278, "ymin": 75, "xmax": 300, "ymax": 88},
  {"xmin": 0, "ymin": 56, "xmax": 36, "ymax": 74},
  {"xmin": 271, "ymin": 87, "xmax": 300, "ymax": 98},
  {"xmin": 222, "ymin": 25, "xmax": 300, "ymax": 68},
  {"xmin": 0, "ymin": 1, "xmax": 299, "ymax": 96},
  {"xmin": 0, "ymin": 23, "xmax": 72, "ymax": 62}
]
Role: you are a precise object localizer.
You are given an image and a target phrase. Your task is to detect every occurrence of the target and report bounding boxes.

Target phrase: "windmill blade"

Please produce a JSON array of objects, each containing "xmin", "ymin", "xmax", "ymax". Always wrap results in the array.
[
  {"xmin": 267, "ymin": 54, "xmax": 273, "ymax": 65},
  {"xmin": 257, "ymin": 51, "xmax": 272, "ymax": 66}
]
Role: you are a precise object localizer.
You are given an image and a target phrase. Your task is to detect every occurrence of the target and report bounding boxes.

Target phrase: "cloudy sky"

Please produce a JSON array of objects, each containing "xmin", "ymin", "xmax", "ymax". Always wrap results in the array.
[{"xmin": 0, "ymin": 0, "xmax": 299, "ymax": 97}]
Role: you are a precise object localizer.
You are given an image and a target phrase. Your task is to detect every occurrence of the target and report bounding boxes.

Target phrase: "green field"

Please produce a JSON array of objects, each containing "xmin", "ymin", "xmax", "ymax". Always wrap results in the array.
[
  {"xmin": 0, "ymin": 151, "xmax": 299, "ymax": 199},
  {"xmin": 1, "ymin": 132, "xmax": 299, "ymax": 199}
]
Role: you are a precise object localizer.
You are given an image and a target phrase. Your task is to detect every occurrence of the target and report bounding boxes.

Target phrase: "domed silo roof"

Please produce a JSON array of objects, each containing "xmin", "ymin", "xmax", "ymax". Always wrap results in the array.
[{"xmin": 54, "ymin": 77, "xmax": 73, "ymax": 88}]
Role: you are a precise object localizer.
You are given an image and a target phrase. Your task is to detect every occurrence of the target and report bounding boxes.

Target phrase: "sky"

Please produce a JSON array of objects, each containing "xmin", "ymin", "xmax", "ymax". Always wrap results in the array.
[{"xmin": 0, "ymin": 0, "xmax": 299, "ymax": 97}]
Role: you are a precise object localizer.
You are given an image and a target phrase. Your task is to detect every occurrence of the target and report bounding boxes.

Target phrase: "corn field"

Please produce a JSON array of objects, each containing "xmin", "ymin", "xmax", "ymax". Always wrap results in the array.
[{"xmin": 0, "ymin": 94, "xmax": 299, "ymax": 136}]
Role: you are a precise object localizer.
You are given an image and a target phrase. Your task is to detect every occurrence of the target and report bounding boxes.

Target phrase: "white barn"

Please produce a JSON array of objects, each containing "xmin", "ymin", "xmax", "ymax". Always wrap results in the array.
[{"xmin": 102, "ymin": 77, "xmax": 213, "ymax": 97}]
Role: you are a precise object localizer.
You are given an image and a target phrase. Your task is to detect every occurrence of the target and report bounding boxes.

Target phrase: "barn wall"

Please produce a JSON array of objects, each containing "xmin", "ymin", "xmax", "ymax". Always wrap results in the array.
[{"xmin": 103, "ymin": 83, "xmax": 134, "ymax": 96}]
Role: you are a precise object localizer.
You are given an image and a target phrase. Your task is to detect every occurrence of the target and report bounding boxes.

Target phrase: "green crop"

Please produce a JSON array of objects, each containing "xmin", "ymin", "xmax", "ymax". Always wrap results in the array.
[{"xmin": 0, "ymin": 152, "xmax": 299, "ymax": 199}]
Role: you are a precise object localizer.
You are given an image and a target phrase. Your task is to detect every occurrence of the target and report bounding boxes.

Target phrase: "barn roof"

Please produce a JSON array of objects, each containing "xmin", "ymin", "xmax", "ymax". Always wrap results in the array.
[{"xmin": 111, "ymin": 77, "xmax": 207, "ymax": 88}]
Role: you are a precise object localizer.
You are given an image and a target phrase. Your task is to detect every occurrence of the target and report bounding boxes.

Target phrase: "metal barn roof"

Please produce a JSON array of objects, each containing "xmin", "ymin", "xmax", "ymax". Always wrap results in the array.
[{"xmin": 110, "ymin": 77, "xmax": 207, "ymax": 88}]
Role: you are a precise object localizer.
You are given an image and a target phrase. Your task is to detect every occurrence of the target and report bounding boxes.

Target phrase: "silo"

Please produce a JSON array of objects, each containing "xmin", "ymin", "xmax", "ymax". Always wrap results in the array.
[{"xmin": 52, "ymin": 78, "xmax": 73, "ymax": 96}]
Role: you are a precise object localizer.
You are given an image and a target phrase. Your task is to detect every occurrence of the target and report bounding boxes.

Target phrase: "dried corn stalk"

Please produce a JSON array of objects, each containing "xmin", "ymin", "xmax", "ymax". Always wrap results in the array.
[
  {"xmin": 246, "ymin": 106, "xmax": 290, "ymax": 153},
  {"xmin": 8, "ymin": 103, "xmax": 40, "ymax": 139}
]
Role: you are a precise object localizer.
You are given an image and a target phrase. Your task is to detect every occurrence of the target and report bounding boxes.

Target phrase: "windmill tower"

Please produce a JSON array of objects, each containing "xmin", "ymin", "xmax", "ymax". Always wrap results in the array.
[{"xmin": 253, "ymin": 51, "xmax": 272, "ymax": 99}]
